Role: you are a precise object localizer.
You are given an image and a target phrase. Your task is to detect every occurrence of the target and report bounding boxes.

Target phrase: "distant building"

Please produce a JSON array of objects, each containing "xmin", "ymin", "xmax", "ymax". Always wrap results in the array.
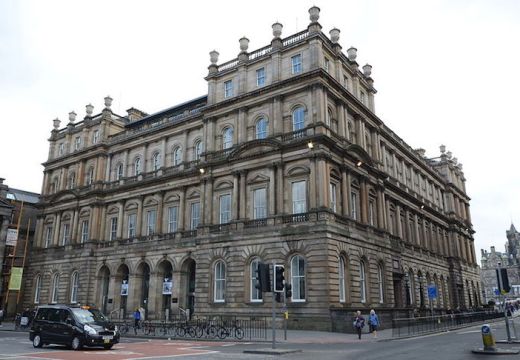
[
  {"xmin": 480, "ymin": 224, "xmax": 520, "ymax": 303},
  {"xmin": 23, "ymin": 6, "xmax": 480, "ymax": 330},
  {"xmin": 0, "ymin": 178, "xmax": 39, "ymax": 316}
]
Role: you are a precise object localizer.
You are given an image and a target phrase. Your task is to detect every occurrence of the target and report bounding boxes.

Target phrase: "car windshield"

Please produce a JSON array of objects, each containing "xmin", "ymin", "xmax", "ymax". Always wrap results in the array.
[{"xmin": 71, "ymin": 308, "xmax": 107, "ymax": 324}]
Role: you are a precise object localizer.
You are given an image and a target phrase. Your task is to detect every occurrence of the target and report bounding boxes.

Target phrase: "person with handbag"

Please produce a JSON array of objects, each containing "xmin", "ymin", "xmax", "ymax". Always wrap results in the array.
[{"xmin": 353, "ymin": 310, "xmax": 365, "ymax": 340}]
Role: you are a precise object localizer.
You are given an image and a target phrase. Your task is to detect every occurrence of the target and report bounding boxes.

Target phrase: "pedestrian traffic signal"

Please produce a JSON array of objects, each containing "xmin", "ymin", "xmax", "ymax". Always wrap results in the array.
[
  {"xmin": 255, "ymin": 262, "xmax": 271, "ymax": 292},
  {"xmin": 285, "ymin": 283, "xmax": 292, "ymax": 299},
  {"xmin": 497, "ymin": 268, "xmax": 511, "ymax": 293},
  {"xmin": 275, "ymin": 265, "xmax": 285, "ymax": 292}
]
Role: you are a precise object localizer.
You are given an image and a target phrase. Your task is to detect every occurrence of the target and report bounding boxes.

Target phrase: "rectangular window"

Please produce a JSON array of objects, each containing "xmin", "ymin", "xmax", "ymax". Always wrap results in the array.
[
  {"xmin": 324, "ymin": 58, "xmax": 330, "ymax": 72},
  {"xmin": 291, "ymin": 54, "xmax": 302, "ymax": 74},
  {"xmin": 344, "ymin": 76, "xmax": 349, "ymax": 89},
  {"xmin": 190, "ymin": 202, "xmax": 200, "ymax": 230},
  {"xmin": 146, "ymin": 209, "xmax": 157, "ymax": 235},
  {"xmin": 224, "ymin": 80, "xmax": 233, "ymax": 98},
  {"xmin": 351, "ymin": 192, "xmax": 358, "ymax": 220},
  {"xmin": 369, "ymin": 200, "xmax": 375, "ymax": 226},
  {"xmin": 92, "ymin": 130, "xmax": 99, "ymax": 144},
  {"xmin": 61, "ymin": 223, "xmax": 70, "ymax": 246},
  {"xmin": 74, "ymin": 136, "xmax": 81, "ymax": 150},
  {"xmin": 168, "ymin": 206, "xmax": 178, "ymax": 233},
  {"xmin": 329, "ymin": 183, "xmax": 337, "ymax": 213},
  {"xmin": 292, "ymin": 181, "xmax": 307, "ymax": 214},
  {"xmin": 360, "ymin": 91, "xmax": 366, "ymax": 105},
  {"xmin": 110, "ymin": 217, "xmax": 118, "ymax": 241},
  {"xmin": 253, "ymin": 188, "xmax": 267, "ymax": 219},
  {"xmin": 256, "ymin": 68, "xmax": 265, "ymax": 86},
  {"xmin": 128, "ymin": 214, "xmax": 137, "ymax": 238},
  {"xmin": 45, "ymin": 226, "xmax": 53, "ymax": 248},
  {"xmin": 58, "ymin": 143, "xmax": 64, "ymax": 156},
  {"xmin": 80, "ymin": 220, "xmax": 89, "ymax": 243},
  {"xmin": 219, "ymin": 194, "xmax": 231, "ymax": 224}
]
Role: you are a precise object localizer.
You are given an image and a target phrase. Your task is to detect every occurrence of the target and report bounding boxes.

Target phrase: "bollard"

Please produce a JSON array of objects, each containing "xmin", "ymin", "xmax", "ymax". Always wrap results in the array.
[{"xmin": 481, "ymin": 324, "xmax": 496, "ymax": 351}]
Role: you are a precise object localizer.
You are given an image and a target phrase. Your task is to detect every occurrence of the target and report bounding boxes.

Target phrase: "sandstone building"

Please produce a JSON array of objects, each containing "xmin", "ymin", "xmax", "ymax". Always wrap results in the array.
[
  {"xmin": 480, "ymin": 225, "xmax": 520, "ymax": 303},
  {"xmin": 23, "ymin": 7, "xmax": 480, "ymax": 330}
]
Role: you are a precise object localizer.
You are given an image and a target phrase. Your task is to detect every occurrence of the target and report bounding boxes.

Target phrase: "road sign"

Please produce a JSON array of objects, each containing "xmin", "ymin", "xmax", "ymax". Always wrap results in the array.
[
  {"xmin": 495, "ymin": 289, "xmax": 500, "ymax": 295},
  {"xmin": 427, "ymin": 285, "xmax": 437, "ymax": 299}
]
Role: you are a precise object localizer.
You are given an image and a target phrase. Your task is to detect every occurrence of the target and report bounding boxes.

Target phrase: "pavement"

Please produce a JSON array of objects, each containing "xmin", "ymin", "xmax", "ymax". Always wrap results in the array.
[{"xmin": 0, "ymin": 321, "xmax": 392, "ymax": 344}]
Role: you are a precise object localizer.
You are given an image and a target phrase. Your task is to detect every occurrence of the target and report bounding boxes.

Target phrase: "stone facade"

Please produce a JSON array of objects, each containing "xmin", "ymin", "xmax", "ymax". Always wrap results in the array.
[
  {"xmin": 23, "ymin": 7, "xmax": 480, "ymax": 330},
  {"xmin": 481, "ymin": 225, "xmax": 520, "ymax": 303}
]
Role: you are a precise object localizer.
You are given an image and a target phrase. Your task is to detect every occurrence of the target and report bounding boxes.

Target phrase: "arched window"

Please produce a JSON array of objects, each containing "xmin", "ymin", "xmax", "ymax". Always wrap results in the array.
[
  {"xmin": 116, "ymin": 163, "xmax": 124, "ymax": 180},
  {"xmin": 250, "ymin": 258, "xmax": 262, "ymax": 302},
  {"xmin": 378, "ymin": 263, "xmax": 384, "ymax": 303},
  {"xmin": 291, "ymin": 255, "xmax": 306, "ymax": 302},
  {"xmin": 350, "ymin": 180, "xmax": 360, "ymax": 220},
  {"xmin": 134, "ymin": 157, "xmax": 141, "ymax": 176},
  {"xmin": 173, "ymin": 147, "xmax": 182, "ymax": 166},
  {"xmin": 255, "ymin": 118, "xmax": 268, "ymax": 139},
  {"xmin": 360, "ymin": 261, "xmax": 367, "ymax": 303},
  {"xmin": 152, "ymin": 152, "xmax": 161, "ymax": 171},
  {"xmin": 223, "ymin": 127, "xmax": 234, "ymax": 149},
  {"xmin": 34, "ymin": 275, "xmax": 41, "ymax": 304},
  {"xmin": 194, "ymin": 140, "xmax": 203, "ymax": 161},
  {"xmin": 368, "ymin": 189, "xmax": 377, "ymax": 226},
  {"xmin": 214, "ymin": 260, "xmax": 226, "ymax": 303},
  {"xmin": 292, "ymin": 106, "xmax": 305, "ymax": 131},
  {"xmin": 339, "ymin": 256, "xmax": 346, "ymax": 303},
  {"xmin": 70, "ymin": 271, "xmax": 79, "ymax": 303},
  {"xmin": 51, "ymin": 273, "xmax": 60, "ymax": 304},
  {"xmin": 86, "ymin": 167, "xmax": 94, "ymax": 185}
]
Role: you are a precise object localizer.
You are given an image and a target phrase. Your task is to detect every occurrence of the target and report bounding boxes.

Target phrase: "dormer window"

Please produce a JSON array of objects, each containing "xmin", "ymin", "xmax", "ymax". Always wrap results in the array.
[{"xmin": 224, "ymin": 80, "xmax": 233, "ymax": 98}]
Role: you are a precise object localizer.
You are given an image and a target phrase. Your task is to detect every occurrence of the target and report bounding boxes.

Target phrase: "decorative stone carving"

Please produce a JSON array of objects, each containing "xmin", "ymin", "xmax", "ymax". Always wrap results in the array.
[
  {"xmin": 309, "ymin": 6, "xmax": 320, "ymax": 22},
  {"xmin": 347, "ymin": 47, "xmax": 357, "ymax": 61},
  {"xmin": 272, "ymin": 22, "xmax": 283, "ymax": 38},
  {"xmin": 68, "ymin": 111, "xmax": 77, "ymax": 123},
  {"xmin": 239, "ymin": 37, "xmax": 249, "ymax": 52},
  {"xmin": 53, "ymin": 118, "xmax": 61, "ymax": 129},
  {"xmin": 210, "ymin": 50, "xmax": 219, "ymax": 64},
  {"xmin": 329, "ymin": 28, "xmax": 340, "ymax": 43},
  {"xmin": 439, "ymin": 144, "xmax": 446, "ymax": 154},
  {"xmin": 362, "ymin": 64, "xmax": 372, "ymax": 77},
  {"xmin": 104, "ymin": 96, "xmax": 113, "ymax": 109},
  {"xmin": 86, "ymin": 104, "xmax": 94, "ymax": 116}
]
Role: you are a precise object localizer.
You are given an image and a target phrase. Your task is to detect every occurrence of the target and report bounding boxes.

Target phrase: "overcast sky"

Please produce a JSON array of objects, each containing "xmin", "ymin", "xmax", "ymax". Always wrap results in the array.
[{"xmin": 1, "ymin": 0, "xmax": 519, "ymax": 262}]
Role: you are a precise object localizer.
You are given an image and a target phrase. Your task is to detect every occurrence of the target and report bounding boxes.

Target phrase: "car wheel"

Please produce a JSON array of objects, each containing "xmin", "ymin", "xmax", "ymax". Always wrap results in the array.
[
  {"xmin": 103, "ymin": 344, "xmax": 114, "ymax": 350},
  {"xmin": 71, "ymin": 336, "xmax": 83, "ymax": 350},
  {"xmin": 33, "ymin": 334, "xmax": 43, "ymax": 348}
]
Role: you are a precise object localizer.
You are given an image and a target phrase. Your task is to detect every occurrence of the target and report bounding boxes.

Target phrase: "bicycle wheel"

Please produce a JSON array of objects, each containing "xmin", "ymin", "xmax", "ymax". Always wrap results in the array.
[
  {"xmin": 234, "ymin": 327, "xmax": 244, "ymax": 340},
  {"xmin": 187, "ymin": 326, "xmax": 196, "ymax": 338},
  {"xmin": 208, "ymin": 325, "xmax": 218, "ymax": 338},
  {"xmin": 194, "ymin": 325, "xmax": 204, "ymax": 338},
  {"xmin": 217, "ymin": 327, "xmax": 228, "ymax": 339},
  {"xmin": 176, "ymin": 326, "xmax": 186, "ymax": 337}
]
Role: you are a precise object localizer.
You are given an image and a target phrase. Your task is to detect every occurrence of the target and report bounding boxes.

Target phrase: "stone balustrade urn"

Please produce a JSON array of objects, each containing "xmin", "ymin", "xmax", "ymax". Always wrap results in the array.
[
  {"xmin": 209, "ymin": 50, "xmax": 219, "ymax": 64},
  {"xmin": 309, "ymin": 6, "xmax": 320, "ymax": 22},
  {"xmin": 347, "ymin": 47, "xmax": 357, "ymax": 61},
  {"xmin": 86, "ymin": 103, "xmax": 94, "ymax": 116},
  {"xmin": 68, "ymin": 111, "xmax": 77, "ymax": 123},
  {"xmin": 239, "ymin": 37, "xmax": 249, "ymax": 52},
  {"xmin": 53, "ymin": 118, "xmax": 61, "ymax": 129},
  {"xmin": 272, "ymin": 22, "xmax": 283, "ymax": 38},
  {"xmin": 362, "ymin": 64, "xmax": 372, "ymax": 77},
  {"xmin": 329, "ymin": 28, "xmax": 340, "ymax": 43},
  {"xmin": 104, "ymin": 96, "xmax": 113, "ymax": 109}
]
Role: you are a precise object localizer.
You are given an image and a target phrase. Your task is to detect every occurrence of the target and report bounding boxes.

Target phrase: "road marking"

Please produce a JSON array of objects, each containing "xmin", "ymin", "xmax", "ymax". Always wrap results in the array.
[
  {"xmin": 457, "ymin": 330, "xmax": 481, "ymax": 334},
  {"xmin": 130, "ymin": 350, "xmax": 219, "ymax": 359}
]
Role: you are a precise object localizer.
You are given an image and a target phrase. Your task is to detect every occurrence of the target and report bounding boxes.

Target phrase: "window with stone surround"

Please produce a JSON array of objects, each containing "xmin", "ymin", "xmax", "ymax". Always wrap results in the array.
[
  {"xmin": 152, "ymin": 152, "xmax": 161, "ymax": 171},
  {"xmin": 51, "ymin": 273, "xmax": 60, "ymax": 303},
  {"xmin": 68, "ymin": 172, "xmax": 76, "ymax": 189},
  {"xmin": 168, "ymin": 206, "xmax": 178, "ymax": 233},
  {"xmin": 70, "ymin": 271, "xmax": 79, "ymax": 303},
  {"xmin": 134, "ymin": 157, "xmax": 141, "ymax": 176},
  {"xmin": 253, "ymin": 188, "xmax": 267, "ymax": 219},
  {"xmin": 360, "ymin": 260, "xmax": 367, "ymax": 303},
  {"xmin": 291, "ymin": 54, "xmax": 302, "ymax": 74},
  {"xmin": 339, "ymin": 256, "xmax": 346, "ymax": 303},
  {"xmin": 61, "ymin": 223, "xmax": 70, "ymax": 246},
  {"xmin": 377, "ymin": 263, "xmax": 385, "ymax": 303},
  {"xmin": 110, "ymin": 217, "xmax": 118, "ymax": 241},
  {"xmin": 194, "ymin": 140, "xmax": 203, "ymax": 161},
  {"xmin": 80, "ymin": 220, "xmax": 89, "ymax": 243},
  {"xmin": 92, "ymin": 130, "xmax": 99, "ymax": 144},
  {"xmin": 291, "ymin": 180, "xmax": 307, "ymax": 214},
  {"xmin": 256, "ymin": 68, "xmax": 265, "ymax": 86},
  {"xmin": 214, "ymin": 260, "xmax": 226, "ymax": 303},
  {"xmin": 223, "ymin": 127, "xmax": 234, "ymax": 149},
  {"xmin": 146, "ymin": 209, "xmax": 157, "ymax": 235},
  {"xmin": 330, "ymin": 182, "xmax": 337, "ymax": 213},
  {"xmin": 116, "ymin": 163, "xmax": 124, "ymax": 180},
  {"xmin": 190, "ymin": 202, "xmax": 200, "ymax": 230},
  {"xmin": 44, "ymin": 226, "xmax": 53, "ymax": 248},
  {"xmin": 127, "ymin": 213, "xmax": 137, "ymax": 238},
  {"xmin": 224, "ymin": 80, "xmax": 233, "ymax": 98},
  {"xmin": 34, "ymin": 274, "xmax": 41, "ymax": 304},
  {"xmin": 219, "ymin": 194, "xmax": 231, "ymax": 224},
  {"xmin": 173, "ymin": 146, "xmax": 182, "ymax": 166},
  {"xmin": 292, "ymin": 106, "xmax": 305, "ymax": 131},
  {"xmin": 74, "ymin": 136, "xmax": 81, "ymax": 150},
  {"xmin": 250, "ymin": 258, "xmax": 263, "ymax": 302},
  {"xmin": 255, "ymin": 117, "xmax": 268, "ymax": 139},
  {"xmin": 290, "ymin": 255, "xmax": 306, "ymax": 302}
]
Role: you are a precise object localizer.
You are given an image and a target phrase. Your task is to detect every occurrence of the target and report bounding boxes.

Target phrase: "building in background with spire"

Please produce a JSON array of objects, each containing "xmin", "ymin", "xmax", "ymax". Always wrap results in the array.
[
  {"xmin": 480, "ymin": 224, "xmax": 520, "ymax": 303},
  {"xmin": 23, "ymin": 6, "xmax": 480, "ymax": 331}
]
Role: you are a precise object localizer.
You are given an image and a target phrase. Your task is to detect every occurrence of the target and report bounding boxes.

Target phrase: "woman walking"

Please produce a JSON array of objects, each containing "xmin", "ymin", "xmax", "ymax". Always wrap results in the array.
[
  {"xmin": 368, "ymin": 309, "xmax": 380, "ymax": 338},
  {"xmin": 353, "ymin": 310, "xmax": 365, "ymax": 340}
]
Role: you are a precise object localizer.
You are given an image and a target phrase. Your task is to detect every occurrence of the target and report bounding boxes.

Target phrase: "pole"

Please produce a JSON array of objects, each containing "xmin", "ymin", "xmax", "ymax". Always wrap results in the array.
[
  {"xmin": 271, "ymin": 261, "xmax": 276, "ymax": 349},
  {"xmin": 283, "ymin": 285, "xmax": 287, "ymax": 341},
  {"xmin": 15, "ymin": 218, "xmax": 31, "ymax": 308},
  {"xmin": 498, "ymin": 263, "xmax": 511, "ymax": 342}
]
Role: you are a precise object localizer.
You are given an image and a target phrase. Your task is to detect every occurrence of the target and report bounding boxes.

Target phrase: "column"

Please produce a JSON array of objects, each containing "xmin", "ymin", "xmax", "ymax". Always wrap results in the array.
[
  {"xmin": 71, "ymin": 209, "xmax": 79, "ymax": 243},
  {"xmin": 161, "ymin": 138, "xmax": 167, "ymax": 168},
  {"xmin": 105, "ymin": 154, "xmax": 112, "ymax": 181},
  {"xmin": 239, "ymin": 171, "xmax": 247, "ymax": 219},
  {"xmin": 108, "ymin": 275, "xmax": 119, "ymax": 314},
  {"xmin": 182, "ymin": 131, "xmax": 189, "ymax": 163},
  {"xmin": 238, "ymin": 108, "xmax": 247, "ymax": 144},
  {"xmin": 157, "ymin": 192, "xmax": 164, "ymax": 234},
  {"xmin": 207, "ymin": 118, "xmax": 215, "ymax": 152},
  {"xmin": 269, "ymin": 166, "xmax": 276, "ymax": 216},
  {"xmin": 127, "ymin": 273, "xmax": 140, "ymax": 315},
  {"xmin": 98, "ymin": 206, "xmax": 107, "ymax": 241},
  {"xmin": 205, "ymin": 178, "xmax": 213, "ymax": 224},
  {"xmin": 376, "ymin": 189, "xmax": 385, "ymax": 229},
  {"xmin": 136, "ymin": 198, "xmax": 143, "ymax": 236},
  {"xmin": 199, "ymin": 180, "xmax": 206, "ymax": 225},
  {"xmin": 414, "ymin": 214, "xmax": 420, "ymax": 247},
  {"xmin": 53, "ymin": 212, "xmax": 61, "ymax": 246},
  {"xmin": 316, "ymin": 157, "xmax": 327, "ymax": 208},
  {"xmin": 309, "ymin": 158, "xmax": 317, "ymax": 210},
  {"xmin": 360, "ymin": 179, "xmax": 368, "ymax": 223},
  {"xmin": 147, "ymin": 272, "xmax": 159, "ymax": 319},
  {"xmin": 232, "ymin": 172, "xmax": 239, "ymax": 220},
  {"xmin": 341, "ymin": 168, "xmax": 349, "ymax": 216},
  {"xmin": 124, "ymin": 150, "xmax": 130, "ymax": 176},
  {"xmin": 396, "ymin": 205, "xmax": 403, "ymax": 238},
  {"xmin": 337, "ymin": 103, "xmax": 346, "ymax": 138},
  {"xmin": 117, "ymin": 202, "xmax": 124, "ymax": 239},
  {"xmin": 276, "ymin": 162, "xmax": 284, "ymax": 214},
  {"xmin": 273, "ymin": 97, "xmax": 283, "ymax": 135},
  {"xmin": 178, "ymin": 187, "xmax": 186, "ymax": 231}
]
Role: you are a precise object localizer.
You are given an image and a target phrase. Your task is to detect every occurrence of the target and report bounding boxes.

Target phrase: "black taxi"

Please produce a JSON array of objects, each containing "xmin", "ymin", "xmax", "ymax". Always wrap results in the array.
[{"xmin": 29, "ymin": 304, "xmax": 119, "ymax": 350}]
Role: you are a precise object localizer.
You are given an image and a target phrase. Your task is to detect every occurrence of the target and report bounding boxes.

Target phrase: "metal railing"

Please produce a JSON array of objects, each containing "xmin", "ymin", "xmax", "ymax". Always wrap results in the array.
[{"xmin": 392, "ymin": 311, "xmax": 504, "ymax": 338}]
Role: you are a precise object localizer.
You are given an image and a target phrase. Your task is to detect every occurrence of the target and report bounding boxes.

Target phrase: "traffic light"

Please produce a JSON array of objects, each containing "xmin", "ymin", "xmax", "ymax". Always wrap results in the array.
[
  {"xmin": 497, "ymin": 268, "xmax": 511, "ymax": 293},
  {"xmin": 275, "ymin": 265, "xmax": 285, "ymax": 292},
  {"xmin": 285, "ymin": 283, "xmax": 292, "ymax": 299},
  {"xmin": 255, "ymin": 262, "xmax": 271, "ymax": 292}
]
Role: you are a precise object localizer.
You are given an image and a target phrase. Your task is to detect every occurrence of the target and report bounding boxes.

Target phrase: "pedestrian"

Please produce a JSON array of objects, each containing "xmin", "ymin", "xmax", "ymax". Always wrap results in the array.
[
  {"xmin": 353, "ymin": 310, "xmax": 365, "ymax": 340},
  {"xmin": 133, "ymin": 308, "xmax": 141, "ymax": 329},
  {"xmin": 368, "ymin": 309, "xmax": 380, "ymax": 338}
]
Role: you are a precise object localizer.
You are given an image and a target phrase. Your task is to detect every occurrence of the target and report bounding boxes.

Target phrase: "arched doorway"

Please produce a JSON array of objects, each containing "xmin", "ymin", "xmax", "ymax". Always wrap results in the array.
[
  {"xmin": 157, "ymin": 260, "xmax": 173, "ymax": 320},
  {"xmin": 136, "ymin": 262, "xmax": 151, "ymax": 318},
  {"xmin": 180, "ymin": 258, "xmax": 196, "ymax": 319},
  {"xmin": 116, "ymin": 264, "xmax": 130, "ymax": 319},
  {"xmin": 98, "ymin": 266, "xmax": 110, "ymax": 314}
]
